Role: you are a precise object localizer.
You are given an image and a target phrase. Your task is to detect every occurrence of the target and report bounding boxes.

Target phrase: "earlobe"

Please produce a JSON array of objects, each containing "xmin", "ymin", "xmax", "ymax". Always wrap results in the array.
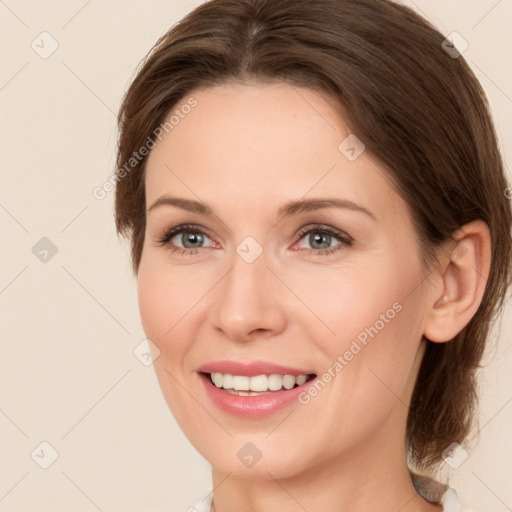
[{"xmin": 423, "ymin": 220, "xmax": 492, "ymax": 343}]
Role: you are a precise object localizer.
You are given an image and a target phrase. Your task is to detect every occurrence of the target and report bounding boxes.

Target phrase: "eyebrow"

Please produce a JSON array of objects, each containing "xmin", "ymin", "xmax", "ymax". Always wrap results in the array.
[{"xmin": 147, "ymin": 196, "xmax": 376, "ymax": 220}]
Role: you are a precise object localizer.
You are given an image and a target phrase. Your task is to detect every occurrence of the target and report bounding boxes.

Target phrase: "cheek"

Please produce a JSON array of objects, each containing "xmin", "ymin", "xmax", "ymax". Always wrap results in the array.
[
  {"xmin": 137, "ymin": 263, "xmax": 208, "ymax": 436},
  {"xmin": 308, "ymin": 254, "xmax": 426, "ymax": 398},
  {"xmin": 137, "ymin": 266, "xmax": 167, "ymax": 341},
  {"xmin": 287, "ymin": 257, "xmax": 417, "ymax": 349},
  {"xmin": 137, "ymin": 260, "xmax": 201, "ymax": 344},
  {"xmin": 137, "ymin": 266, "xmax": 191, "ymax": 375}
]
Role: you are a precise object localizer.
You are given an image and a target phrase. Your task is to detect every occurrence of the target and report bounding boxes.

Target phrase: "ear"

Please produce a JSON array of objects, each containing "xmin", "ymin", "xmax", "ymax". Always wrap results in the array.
[{"xmin": 423, "ymin": 220, "xmax": 492, "ymax": 343}]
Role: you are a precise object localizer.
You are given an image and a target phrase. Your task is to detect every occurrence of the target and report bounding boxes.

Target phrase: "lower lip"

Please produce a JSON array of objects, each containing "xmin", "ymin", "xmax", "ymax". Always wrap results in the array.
[{"xmin": 199, "ymin": 373, "xmax": 314, "ymax": 418}]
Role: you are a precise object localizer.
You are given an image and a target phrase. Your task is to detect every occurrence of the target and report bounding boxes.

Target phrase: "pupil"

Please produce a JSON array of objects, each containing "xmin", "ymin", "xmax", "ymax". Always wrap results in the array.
[
  {"xmin": 310, "ymin": 232, "xmax": 330, "ymax": 249},
  {"xmin": 184, "ymin": 232, "xmax": 203, "ymax": 248}
]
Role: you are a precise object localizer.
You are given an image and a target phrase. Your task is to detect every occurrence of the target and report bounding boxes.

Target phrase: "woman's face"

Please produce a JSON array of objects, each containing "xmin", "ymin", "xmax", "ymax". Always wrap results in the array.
[{"xmin": 138, "ymin": 82, "xmax": 434, "ymax": 478}]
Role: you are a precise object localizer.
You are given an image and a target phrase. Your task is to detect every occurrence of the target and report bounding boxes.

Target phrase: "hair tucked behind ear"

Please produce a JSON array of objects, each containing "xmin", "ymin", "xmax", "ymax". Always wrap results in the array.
[{"xmin": 114, "ymin": 0, "xmax": 512, "ymax": 472}]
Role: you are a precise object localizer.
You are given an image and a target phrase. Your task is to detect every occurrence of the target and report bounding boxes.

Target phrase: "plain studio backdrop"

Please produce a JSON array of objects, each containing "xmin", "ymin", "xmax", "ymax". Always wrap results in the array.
[{"xmin": 1, "ymin": 1, "xmax": 511, "ymax": 511}]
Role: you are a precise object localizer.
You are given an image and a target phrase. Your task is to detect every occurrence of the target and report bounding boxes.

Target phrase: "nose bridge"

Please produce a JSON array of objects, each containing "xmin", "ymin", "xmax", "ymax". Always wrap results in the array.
[{"xmin": 210, "ymin": 242, "xmax": 286, "ymax": 340}]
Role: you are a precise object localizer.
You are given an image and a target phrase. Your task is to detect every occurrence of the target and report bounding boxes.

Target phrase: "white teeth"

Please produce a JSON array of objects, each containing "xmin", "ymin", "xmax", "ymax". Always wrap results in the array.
[
  {"xmin": 268, "ymin": 374, "xmax": 283, "ymax": 391},
  {"xmin": 282, "ymin": 375, "xmax": 296, "ymax": 390},
  {"xmin": 209, "ymin": 372, "xmax": 310, "ymax": 392},
  {"xmin": 296, "ymin": 375, "xmax": 307, "ymax": 386},
  {"xmin": 232, "ymin": 375, "xmax": 250, "ymax": 391},
  {"xmin": 250, "ymin": 375, "xmax": 268, "ymax": 392},
  {"xmin": 222, "ymin": 373, "xmax": 234, "ymax": 389},
  {"xmin": 213, "ymin": 373, "xmax": 223, "ymax": 387}
]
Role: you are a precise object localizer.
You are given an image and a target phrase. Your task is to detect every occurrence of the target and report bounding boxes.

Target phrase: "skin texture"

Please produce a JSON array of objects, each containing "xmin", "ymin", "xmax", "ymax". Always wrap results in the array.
[{"xmin": 137, "ymin": 82, "xmax": 491, "ymax": 512}]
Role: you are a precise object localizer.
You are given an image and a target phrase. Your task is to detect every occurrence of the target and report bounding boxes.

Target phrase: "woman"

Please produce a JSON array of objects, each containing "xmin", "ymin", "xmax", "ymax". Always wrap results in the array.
[{"xmin": 113, "ymin": 0, "xmax": 512, "ymax": 510}]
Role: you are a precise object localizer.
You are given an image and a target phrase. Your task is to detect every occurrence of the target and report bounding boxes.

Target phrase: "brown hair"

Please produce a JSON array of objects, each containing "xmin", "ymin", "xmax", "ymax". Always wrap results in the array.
[{"xmin": 114, "ymin": 0, "xmax": 512, "ymax": 472}]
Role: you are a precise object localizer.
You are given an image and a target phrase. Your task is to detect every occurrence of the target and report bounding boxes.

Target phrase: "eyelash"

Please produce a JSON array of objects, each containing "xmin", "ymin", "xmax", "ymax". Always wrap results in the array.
[{"xmin": 155, "ymin": 223, "xmax": 353, "ymax": 257}]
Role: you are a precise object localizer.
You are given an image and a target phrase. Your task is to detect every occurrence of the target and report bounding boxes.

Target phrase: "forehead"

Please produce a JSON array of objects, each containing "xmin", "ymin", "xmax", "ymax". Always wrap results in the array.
[{"xmin": 144, "ymin": 82, "xmax": 405, "ymax": 222}]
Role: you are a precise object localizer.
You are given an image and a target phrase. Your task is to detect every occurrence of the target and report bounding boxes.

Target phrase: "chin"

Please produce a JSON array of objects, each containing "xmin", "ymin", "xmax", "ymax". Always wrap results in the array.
[{"xmin": 197, "ymin": 436, "xmax": 312, "ymax": 480}]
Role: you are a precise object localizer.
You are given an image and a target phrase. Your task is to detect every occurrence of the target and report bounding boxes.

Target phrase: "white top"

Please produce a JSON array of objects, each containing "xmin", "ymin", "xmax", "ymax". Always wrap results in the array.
[{"xmin": 192, "ymin": 472, "xmax": 468, "ymax": 512}]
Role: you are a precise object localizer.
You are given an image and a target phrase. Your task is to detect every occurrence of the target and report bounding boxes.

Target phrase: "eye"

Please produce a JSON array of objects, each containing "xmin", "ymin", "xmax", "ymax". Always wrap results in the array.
[
  {"xmin": 155, "ymin": 224, "xmax": 216, "ymax": 255},
  {"xmin": 155, "ymin": 223, "xmax": 353, "ymax": 257},
  {"xmin": 294, "ymin": 224, "xmax": 353, "ymax": 256}
]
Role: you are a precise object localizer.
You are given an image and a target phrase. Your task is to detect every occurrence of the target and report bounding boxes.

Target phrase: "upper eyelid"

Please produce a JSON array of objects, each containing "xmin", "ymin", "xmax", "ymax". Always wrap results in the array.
[{"xmin": 161, "ymin": 223, "xmax": 351, "ymax": 247}]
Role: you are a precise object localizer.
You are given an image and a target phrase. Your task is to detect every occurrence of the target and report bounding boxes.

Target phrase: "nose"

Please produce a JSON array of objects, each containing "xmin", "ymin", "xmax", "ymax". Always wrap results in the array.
[{"xmin": 208, "ymin": 249, "xmax": 288, "ymax": 343}]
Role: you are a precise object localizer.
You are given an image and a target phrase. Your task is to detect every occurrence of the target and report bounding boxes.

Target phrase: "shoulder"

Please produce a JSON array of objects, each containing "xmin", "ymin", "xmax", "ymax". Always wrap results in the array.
[
  {"xmin": 190, "ymin": 494, "xmax": 213, "ymax": 512},
  {"xmin": 410, "ymin": 470, "xmax": 478, "ymax": 512},
  {"xmin": 193, "ymin": 476, "xmax": 478, "ymax": 512}
]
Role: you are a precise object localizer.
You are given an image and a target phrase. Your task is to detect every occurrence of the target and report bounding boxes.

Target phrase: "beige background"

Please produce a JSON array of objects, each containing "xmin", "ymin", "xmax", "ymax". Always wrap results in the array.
[{"xmin": 1, "ymin": 1, "xmax": 511, "ymax": 511}]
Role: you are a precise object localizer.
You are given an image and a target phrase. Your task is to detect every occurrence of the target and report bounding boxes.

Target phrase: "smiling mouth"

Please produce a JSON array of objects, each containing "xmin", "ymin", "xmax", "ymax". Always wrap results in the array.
[{"xmin": 200, "ymin": 372, "xmax": 316, "ymax": 396}]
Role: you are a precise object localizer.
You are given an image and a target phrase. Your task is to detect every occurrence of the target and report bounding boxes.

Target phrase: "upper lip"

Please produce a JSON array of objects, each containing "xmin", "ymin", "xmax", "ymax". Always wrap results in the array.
[{"xmin": 198, "ymin": 360, "xmax": 315, "ymax": 377}]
